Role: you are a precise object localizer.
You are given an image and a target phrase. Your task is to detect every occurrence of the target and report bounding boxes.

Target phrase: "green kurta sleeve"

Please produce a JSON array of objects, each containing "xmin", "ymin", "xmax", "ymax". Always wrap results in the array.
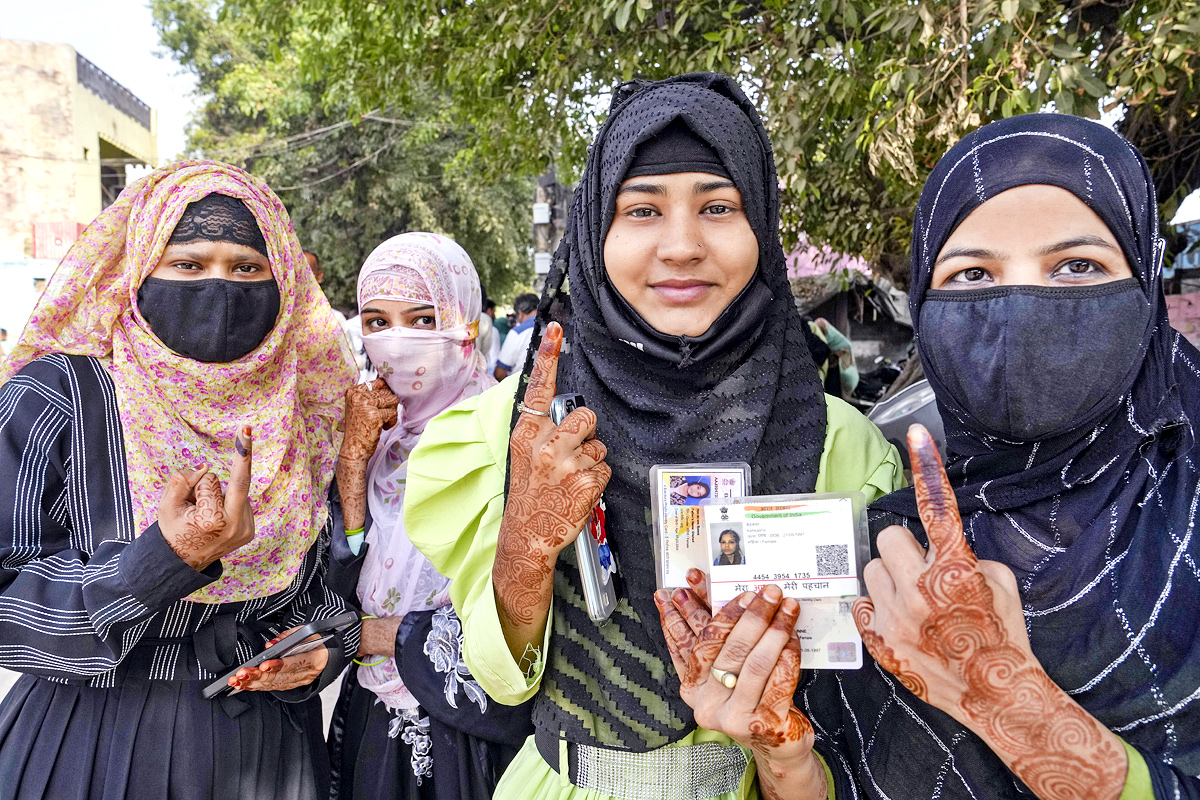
[
  {"xmin": 1118, "ymin": 740, "xmax": 1153, "ymax": 800},
  {"xmin": 815, "ymin": 394, "xmax": 906, "ymax": 502},
  {"xmin": 405, "ymin": 381, "xmax": 904, "ymax": 709},
  {"xmin": 404, "ymin": 375, "xmax": 546, "ymax": 706}
]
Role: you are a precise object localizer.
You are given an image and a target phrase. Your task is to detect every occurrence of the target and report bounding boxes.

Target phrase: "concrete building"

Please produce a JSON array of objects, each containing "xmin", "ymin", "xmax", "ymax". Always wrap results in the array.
[{"xmin": 0, "ymin": 38, "xmax": 158, "ymax": 343}]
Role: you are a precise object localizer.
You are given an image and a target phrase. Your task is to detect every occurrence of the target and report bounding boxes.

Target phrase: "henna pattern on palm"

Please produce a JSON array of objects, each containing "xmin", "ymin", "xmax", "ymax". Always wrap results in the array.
[{"xmin": 856, "ymin": 426, "xmax": 1124, "ymax": 800}]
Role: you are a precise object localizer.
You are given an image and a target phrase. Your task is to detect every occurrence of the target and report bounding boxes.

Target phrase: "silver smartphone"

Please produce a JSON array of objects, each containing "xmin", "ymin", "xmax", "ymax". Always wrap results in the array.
[{"xmin": 549, "ymin": 393, "xmax": 619, "ymax": 623}]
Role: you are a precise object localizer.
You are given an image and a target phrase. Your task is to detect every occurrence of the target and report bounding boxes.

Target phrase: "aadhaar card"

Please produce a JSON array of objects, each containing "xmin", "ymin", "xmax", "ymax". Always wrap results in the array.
[
  {"xmin": 650, "ymin": 463, "xmax": 751, "ymax": 589},
  {"xmin": 707, "ymin": 494, "xmax": 866, "ymax": 670}
]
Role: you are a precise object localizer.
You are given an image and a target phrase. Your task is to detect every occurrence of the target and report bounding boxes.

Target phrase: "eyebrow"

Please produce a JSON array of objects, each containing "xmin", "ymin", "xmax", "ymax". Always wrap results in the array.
[
  {"xmin": 164, "ymin": 247, "xmax": 211, "ymax": 260},
  {"xmin": 361, "ymin": 304, "xmax": 435, "ymax": 314},
  {"xmin": 1037, "ymin": 234, "xmax": 1119, "ymax": 255},
  {"xmin": 695, "ymin": 180, "xmax": 737, "ymax": 194},
  {"xmin": 934, "ymin": 247, "xmax": 1003, "ymax": 266},
  {"xmin": 617, "ymin": 182, "xmax": 666, "ymax": 197}
]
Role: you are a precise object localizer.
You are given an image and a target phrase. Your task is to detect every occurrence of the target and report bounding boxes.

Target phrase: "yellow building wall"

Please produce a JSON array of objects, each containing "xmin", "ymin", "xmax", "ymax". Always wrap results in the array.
[
  {"xmin": 0, "ymin": 39, "xmax": 79, "ymax": 259},
  {"xmin": 0, "ymin": 38, "xmax": 158, "ymax": 259},
  {"xmin": 72, "ymin": 80, "xmax": 158, "ymax": 225}
]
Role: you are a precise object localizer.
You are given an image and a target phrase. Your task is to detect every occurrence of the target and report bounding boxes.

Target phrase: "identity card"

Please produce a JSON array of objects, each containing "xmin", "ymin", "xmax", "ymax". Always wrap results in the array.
[
  {"xmin": 650, "ymin": 463, "xmax": 751, "ymax": 589},
  {"xmin": 707, "ymin": 493, "xmax": 868, "ymax": 670}
]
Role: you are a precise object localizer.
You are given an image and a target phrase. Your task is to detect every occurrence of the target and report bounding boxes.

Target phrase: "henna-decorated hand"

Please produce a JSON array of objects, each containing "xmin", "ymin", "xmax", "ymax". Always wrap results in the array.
[
  {"xmin": 656, "ymin": 571, "xmax": 827, "ymax": 800},
  {"xmin": 492, "ymin": 322, "xmax": 611, "ymax": 660},
  {"xmin": 228, "ymin": 627, "xmax": 329, "ymax": 693},
  {"xmin": 339, "ymin": 378, "xmax": 399, "ymax": 462},
  {"xmin": 336, "ymin": 379, "xmax": 399, "ymax": 531},
  {"xmin": 158, "ymin": 426, "xmax": 255, "ymax": 571},
  {"xmin": 854, "ymin": 425, "xmax": 1126, "ymax": 800}
]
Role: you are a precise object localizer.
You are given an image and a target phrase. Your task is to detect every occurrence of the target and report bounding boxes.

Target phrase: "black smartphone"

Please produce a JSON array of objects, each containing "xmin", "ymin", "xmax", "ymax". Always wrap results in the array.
[
  {"xmin": 201, "ymin": 611, "xmax": 359, "ymax": 699},
  {"xmin": 550, "ymin": 393, "xmax": 619, "ymax": 623}
]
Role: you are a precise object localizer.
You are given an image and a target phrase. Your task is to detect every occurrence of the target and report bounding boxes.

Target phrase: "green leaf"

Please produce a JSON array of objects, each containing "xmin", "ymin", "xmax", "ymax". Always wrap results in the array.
[
  {"xmin": 614, "ymin": 0, "xmax": 633, "ymax": 31},
  {"xmin": 1000, "ymin": 0, "xmax": 1018, "ymax": 22}
]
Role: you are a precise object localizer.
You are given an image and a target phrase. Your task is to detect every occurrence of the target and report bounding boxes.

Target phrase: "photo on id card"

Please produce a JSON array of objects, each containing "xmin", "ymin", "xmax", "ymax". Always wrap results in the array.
[
  {"xmin": 650, "ymin": 463, "xmax": 751, "ymax": 589},
  {"xmin": 707, "ymin": 493, "xmax": 868, "ymax": 670}
]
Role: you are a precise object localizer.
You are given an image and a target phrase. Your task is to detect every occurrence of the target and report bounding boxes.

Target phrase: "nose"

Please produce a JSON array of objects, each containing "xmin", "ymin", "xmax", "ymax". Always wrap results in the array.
[{"xmin": 656, "ymin": 210, "xmax": 703, "ymax": 268}]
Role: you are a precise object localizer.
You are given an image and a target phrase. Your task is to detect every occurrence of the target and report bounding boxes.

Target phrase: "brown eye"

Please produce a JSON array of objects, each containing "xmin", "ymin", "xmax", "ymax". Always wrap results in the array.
[{"xmin": 1060, "ymin": 259, "xmax": 1100, "ymax": 275}]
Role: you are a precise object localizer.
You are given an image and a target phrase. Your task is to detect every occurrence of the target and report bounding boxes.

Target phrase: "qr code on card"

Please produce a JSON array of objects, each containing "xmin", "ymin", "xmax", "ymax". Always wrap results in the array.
[{"xmin": 815, "ymin": 544, "xmax": 850, "ymax": 577}]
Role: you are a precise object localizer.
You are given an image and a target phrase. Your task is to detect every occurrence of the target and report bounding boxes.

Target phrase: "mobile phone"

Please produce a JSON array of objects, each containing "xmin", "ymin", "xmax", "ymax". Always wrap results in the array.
[
  {"xmin": 201, "ymin": 611, "xmax": 359, "ymax": 699},
  {"xmin": 550, "ymin": 393, "xmax": 619, "ymax": 623}
]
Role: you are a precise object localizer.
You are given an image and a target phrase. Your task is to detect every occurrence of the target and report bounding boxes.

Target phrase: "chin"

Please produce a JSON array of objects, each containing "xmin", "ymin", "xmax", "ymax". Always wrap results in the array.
[{"xmin": 645, "ymin": 309, "xmax": 719, "ymax": 337}]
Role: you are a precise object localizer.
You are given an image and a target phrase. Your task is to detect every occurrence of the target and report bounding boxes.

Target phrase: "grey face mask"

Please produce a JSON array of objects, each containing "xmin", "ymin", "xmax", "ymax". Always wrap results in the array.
[{"xmin": 918, "ymin": 279, "xmax": 1151, "ymax": 442}]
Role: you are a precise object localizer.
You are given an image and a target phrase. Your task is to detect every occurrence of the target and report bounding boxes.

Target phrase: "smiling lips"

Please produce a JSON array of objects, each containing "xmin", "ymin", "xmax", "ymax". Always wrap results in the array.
[{"xmin": 650, "ymin": 279, "xmax": 716, "ymax": 304}]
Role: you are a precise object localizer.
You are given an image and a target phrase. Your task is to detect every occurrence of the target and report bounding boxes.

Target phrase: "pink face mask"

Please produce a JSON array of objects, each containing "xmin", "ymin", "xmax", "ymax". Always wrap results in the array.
[{"xmin": 362, "ymin": 322, "xmax": 480, "ymax": 433}]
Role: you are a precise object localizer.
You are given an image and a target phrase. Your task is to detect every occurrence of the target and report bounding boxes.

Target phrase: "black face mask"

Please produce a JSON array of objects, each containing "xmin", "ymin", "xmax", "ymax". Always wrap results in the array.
[
  {"xmin": 918, "ymin": 279, "xmax": 1151, "ymax": 442},
  {"xmin": 137, "ymin": 277, "xmax": 281, "ymax": 363}
]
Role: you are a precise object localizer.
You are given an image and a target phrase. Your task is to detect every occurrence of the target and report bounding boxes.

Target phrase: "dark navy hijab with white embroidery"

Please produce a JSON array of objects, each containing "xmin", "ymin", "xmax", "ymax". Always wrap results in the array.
[{"xmin": 806, "ymin": 115, "xmax": 1200, "ymax": 798}]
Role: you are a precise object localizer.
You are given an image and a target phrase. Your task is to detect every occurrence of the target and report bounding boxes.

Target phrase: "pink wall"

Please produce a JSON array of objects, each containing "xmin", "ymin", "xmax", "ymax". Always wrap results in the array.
[
  {"xmin": 1167, "ymin": 293, "xmax": 1200, "ymax": 347},
  {"xmin": 786, "ymin": 237, "xmax": 869, "ymax": 279}
]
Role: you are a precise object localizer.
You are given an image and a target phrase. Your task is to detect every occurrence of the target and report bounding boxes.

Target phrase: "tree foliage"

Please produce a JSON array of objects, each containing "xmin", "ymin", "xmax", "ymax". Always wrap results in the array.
[
  {"xmin": 233, "ymin": 0, "xmax": 1200, "ymax": 286},
  {"xmin": 152, "ymin": 0, "xmax": 535, "ymax": 309}
]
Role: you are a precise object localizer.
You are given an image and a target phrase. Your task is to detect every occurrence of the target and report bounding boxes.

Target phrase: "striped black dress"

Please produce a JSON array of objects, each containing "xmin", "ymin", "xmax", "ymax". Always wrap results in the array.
[{"xmin": 0, "ymin": 354, "xmax": 359, "ymax": 800}]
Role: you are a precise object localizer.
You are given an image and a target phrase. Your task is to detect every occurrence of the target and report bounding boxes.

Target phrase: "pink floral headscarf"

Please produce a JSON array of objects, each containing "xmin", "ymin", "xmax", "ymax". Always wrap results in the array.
[
  {"xmin": 0, "ymin": 160, "xmax": 357, "ymax": 604},
  {"xmin": 355, "ymin": 232, "xmax": 495, "ymax": 710}
]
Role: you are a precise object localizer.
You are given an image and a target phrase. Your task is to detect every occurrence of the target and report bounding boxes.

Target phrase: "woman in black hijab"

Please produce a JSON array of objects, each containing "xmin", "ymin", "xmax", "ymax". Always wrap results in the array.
[
  {"xmin": 796, "ymin": 114, "xmax": 1200, "ymax": 799},
  {"xmin": 404, "ymin": 73, "xmax": 903, "ymax": 800}
]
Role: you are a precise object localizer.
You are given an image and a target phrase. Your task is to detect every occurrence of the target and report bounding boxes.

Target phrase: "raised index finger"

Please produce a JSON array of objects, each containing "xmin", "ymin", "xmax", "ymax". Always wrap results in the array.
[
  {"xmin": 224, "ymin": 425, "xmax": 253, "ymax": 520},
  {"xmin": 906, "ymin": 423, "xmax": 973, "ymax": 565},
  {"xmin": 522, "ymin": 321, "xmax": 562, "ymax": 415}
]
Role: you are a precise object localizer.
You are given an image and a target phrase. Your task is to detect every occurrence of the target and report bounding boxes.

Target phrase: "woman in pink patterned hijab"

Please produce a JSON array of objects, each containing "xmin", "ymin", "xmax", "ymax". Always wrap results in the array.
[
  {"xmin": 0, "ymin": 161, "xmax": 359, "ymax": 799},
  {"xmin": 326, "ymin": 232, "xmax": 531, "ymax": 800}
]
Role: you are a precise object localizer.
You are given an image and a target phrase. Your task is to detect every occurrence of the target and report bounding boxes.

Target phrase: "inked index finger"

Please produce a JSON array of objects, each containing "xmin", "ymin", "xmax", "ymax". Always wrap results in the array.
[
  {"xmin": 224, "ymin": 425, "xmax": 253, "ymax": 519},
  {"xmin": 906, "ymin": 423, "xmax": 973, "ymax": 564},
  {"xmin": 522, "ymin": 321, "xmax": 562, "ymax": 415}
]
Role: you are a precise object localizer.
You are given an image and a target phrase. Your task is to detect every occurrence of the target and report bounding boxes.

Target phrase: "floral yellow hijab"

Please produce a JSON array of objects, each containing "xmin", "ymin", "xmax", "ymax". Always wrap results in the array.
[{"xmin": 0, "ymin": 160, "xmax": 357, "ymax": 603}]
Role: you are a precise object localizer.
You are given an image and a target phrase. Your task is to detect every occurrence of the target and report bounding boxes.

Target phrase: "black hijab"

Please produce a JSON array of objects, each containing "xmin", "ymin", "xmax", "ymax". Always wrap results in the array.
[
  {"xmin": 807, "ymin": 114, "xmax": 1200, "ymax": 798},
  {"xmin": 510, "ymin": 73, "xmax": 828, "ymax": 752}
]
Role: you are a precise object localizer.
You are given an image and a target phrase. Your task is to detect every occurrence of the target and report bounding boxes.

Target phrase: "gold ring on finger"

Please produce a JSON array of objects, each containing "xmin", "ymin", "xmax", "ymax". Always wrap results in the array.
[
  {"xmin": 517, "ymin": 402, "xmax": 550, "ymax": 417},
  {"xmin": 710, "ymin": 667, "xmax": 738, "ymax": 689}
]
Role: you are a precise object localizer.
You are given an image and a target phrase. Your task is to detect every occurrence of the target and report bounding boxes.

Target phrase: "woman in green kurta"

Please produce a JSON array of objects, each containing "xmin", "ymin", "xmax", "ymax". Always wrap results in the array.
[{"xmin": 404, "ymin": 72, "xmax": 903, "ymax": 800}]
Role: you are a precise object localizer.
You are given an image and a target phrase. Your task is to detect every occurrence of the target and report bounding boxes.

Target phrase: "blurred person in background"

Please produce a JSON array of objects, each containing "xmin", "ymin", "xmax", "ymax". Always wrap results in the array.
[{"xmin": 492, "ymin": 293, "xmax": 538, "ymax": 380}]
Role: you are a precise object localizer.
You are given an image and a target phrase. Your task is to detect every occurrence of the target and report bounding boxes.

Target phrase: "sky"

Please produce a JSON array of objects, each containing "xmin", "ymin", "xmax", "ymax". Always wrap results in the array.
[{"xmin": 2, "ymin": 0, "xmax": 199, "ymax": 161}]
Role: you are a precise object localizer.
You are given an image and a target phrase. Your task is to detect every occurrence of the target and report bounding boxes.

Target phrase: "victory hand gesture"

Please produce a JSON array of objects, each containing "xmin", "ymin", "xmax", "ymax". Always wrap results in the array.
[
  {"xmin": 158, "ymin": 426, "xmax": 255, "ymax": 571},
  {"xmin": 854, "ymin": 425, "xmax": 1126, "ymax": 800}
]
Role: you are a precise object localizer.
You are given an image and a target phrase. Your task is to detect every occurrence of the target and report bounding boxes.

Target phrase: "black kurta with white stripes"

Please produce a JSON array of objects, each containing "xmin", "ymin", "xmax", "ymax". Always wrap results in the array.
[{"xmin": 0, "ymin": 353, "xmax": 357, "ymax": 688}]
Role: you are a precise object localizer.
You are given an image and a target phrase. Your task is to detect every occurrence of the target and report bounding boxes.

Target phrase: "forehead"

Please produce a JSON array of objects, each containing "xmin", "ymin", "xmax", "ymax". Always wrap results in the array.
[{"xmin": 942, "ymin": 185, "xmax": 1116, "ymax": 244}]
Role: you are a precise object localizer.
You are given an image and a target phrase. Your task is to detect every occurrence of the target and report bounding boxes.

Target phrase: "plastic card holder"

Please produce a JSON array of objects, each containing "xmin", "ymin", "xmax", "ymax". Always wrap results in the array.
[
  {"xmin": 707, "ymin": 492, "xmax": 868, "ymax": 670},
  {"xmin": 650, "ymin": 462, "xmax": 752, "ymax": 590}
]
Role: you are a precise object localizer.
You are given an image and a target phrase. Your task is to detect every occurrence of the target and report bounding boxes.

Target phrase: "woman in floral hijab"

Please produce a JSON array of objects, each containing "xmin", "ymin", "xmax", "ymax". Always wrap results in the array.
[
  {"xmin": 0, "ymin": 161, "xmax": 358, "ymax": 799},
  {"xmin": 326, "ymin": 232, "xmax": 532, "ymax": 800}
]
